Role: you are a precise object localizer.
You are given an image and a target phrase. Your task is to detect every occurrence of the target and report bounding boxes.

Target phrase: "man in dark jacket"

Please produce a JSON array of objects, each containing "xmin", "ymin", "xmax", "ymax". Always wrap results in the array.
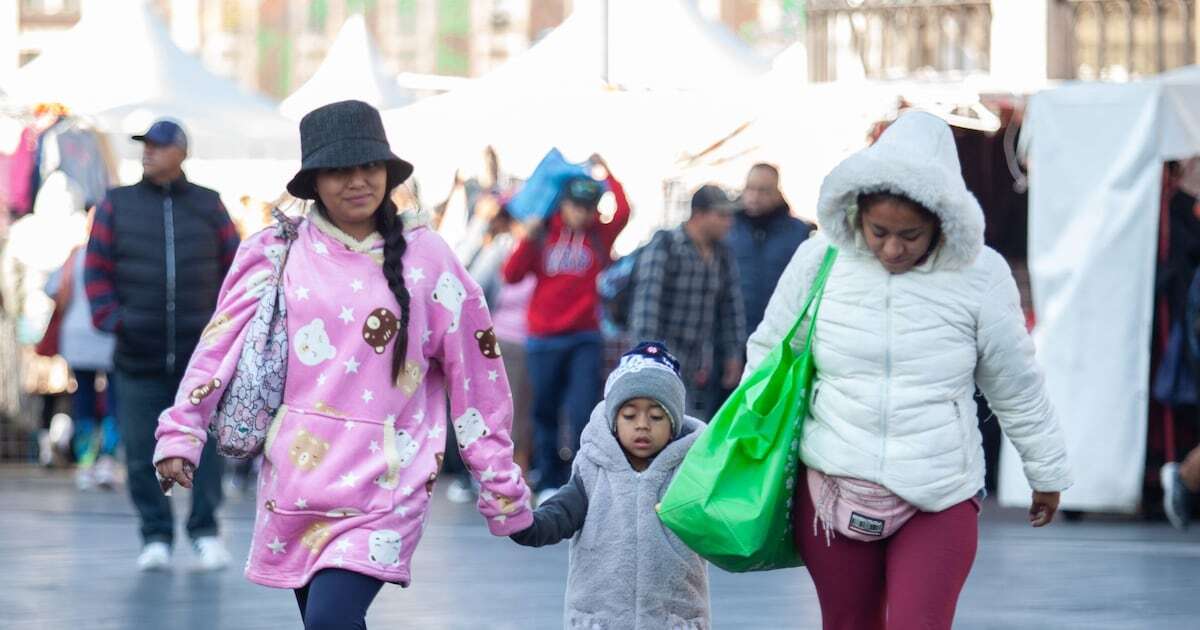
[
  {"xmin": 726, "ymin": 163, "xmax": 813, "ymax": 335},
  {"xmin": 85, "ymin": 120, "xmax": 239, "ymax": 572},
  {"xmin": 705, "ymin": 164, "xmax": 812, "ymax": 416}
]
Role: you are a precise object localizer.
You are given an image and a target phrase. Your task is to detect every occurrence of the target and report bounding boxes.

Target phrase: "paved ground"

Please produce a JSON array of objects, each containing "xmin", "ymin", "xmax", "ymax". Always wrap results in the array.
[{"xmin": 2, "ymin": 465, "xmax": 1199, "ymax": 629}]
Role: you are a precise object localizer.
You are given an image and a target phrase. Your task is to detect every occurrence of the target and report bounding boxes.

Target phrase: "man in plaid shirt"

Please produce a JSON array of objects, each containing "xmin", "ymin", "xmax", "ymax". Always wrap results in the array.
[{"xmin": 630, "ymin": 185, "xmax": 747, "ymax": 419}]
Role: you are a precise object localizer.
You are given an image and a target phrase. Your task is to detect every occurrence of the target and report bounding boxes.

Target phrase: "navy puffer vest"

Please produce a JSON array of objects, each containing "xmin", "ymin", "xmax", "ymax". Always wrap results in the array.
[{"xmin": 109, "ymin": 176, "xmax": 227, "ymax": 375}]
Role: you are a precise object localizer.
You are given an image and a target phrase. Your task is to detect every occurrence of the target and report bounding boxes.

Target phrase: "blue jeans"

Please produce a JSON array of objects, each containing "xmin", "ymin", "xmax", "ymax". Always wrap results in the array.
[
  {"xmin": 71, "ymin": 370, "xmax": 120, "ymax": 461},
  {"xmin": 115, "ymin": 370, "xmax": 224, "ymax": 545},
  {"xmin": 526, "ymin": 332, "xmax": 603, "ymax": 490}
]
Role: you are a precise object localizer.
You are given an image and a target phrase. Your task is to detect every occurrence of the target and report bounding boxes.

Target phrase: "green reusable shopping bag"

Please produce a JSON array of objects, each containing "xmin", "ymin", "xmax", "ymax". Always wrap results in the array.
[{"xmin": 658, "ymin": 246, "xmax": 837, "ymax": 573}]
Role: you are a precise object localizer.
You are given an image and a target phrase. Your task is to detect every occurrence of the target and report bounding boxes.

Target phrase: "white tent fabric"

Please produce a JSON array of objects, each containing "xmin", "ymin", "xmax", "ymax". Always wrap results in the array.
[
  {"xmin": 999, "ymin": 66, "xmax": 1200, "ymax": 513},
  {"xmin": 672, "ymin": 79, "xmax": 1002, "ymax": 223},
  {"xmin": 382, "ymin": 0, "xmax": 762, "ymax": 251},
  {"xmin": 280, "ymin": 14, "xmax": 415, "ymax": 121},
  {"xmin": 2, "ymin": 0, "xmax": 296, "ymax": 160},
  {"xmin": 484, "ymin": 0, "xmax": 767, "ymax": 89}
]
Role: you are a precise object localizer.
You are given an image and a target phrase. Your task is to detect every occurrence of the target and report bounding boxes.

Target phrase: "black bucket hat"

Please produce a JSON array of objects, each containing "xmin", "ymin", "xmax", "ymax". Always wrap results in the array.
[{"xmin": 286, "ymin": 100, "xmax": 414, "ymax": 200}]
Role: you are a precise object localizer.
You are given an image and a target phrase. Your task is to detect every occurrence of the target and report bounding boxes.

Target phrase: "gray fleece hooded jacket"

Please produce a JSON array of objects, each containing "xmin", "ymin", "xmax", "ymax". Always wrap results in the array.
[{"xmin": 512, "ymin": 402, "xmax": 710, "ymax": 630}]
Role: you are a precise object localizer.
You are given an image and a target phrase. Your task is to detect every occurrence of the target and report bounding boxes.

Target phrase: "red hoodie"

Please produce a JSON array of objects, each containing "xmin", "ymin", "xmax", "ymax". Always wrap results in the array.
[{"xmin": 502, "ymin": 175, "xmax": 630, "ymax": 337}]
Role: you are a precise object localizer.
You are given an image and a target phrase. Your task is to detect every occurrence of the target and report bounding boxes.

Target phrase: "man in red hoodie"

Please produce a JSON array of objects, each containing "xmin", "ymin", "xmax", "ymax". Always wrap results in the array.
[{"xmin": 503, "ymin": 155, "xmax": 630, "ymax": 499}]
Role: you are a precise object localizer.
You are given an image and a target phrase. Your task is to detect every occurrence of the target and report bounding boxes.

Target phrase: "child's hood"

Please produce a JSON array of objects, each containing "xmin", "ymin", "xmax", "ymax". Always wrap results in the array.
[{"xmin": 579, "ymin": 402, "xmax": 704, "ymax": 474}]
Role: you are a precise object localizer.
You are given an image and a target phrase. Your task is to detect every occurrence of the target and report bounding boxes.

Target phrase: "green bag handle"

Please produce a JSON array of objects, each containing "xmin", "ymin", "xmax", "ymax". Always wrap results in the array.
[
  {"xmin": 734, "ymin": 246, "xmax": 838, "ymax": 456},
  {"xmin": 781, "ymin": 246, "xmax": 838, "ymax": 361}
]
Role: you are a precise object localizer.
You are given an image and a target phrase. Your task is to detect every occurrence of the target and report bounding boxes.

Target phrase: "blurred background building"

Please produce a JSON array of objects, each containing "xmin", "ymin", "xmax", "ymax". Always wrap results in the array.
[{"xmin": 3, "ymin": 1, "xmax": 807, "ymax": 97}]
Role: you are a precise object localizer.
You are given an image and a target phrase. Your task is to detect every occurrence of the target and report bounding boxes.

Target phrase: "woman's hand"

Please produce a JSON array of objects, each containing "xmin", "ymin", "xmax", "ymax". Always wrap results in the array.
[
  {"xmin": 155, "ymin": 457, "xmax": 195, "ymax": 493},
  {"xmin": 1029, "ymin": 490, "xmax": 1060, "ymax": 527}
]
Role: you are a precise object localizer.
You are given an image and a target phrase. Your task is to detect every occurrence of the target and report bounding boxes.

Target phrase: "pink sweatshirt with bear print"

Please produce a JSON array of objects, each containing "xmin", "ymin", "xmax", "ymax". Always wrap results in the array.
[{"xmin": 153, "ymin": 210, "xmax": 533, "ymax": 589}]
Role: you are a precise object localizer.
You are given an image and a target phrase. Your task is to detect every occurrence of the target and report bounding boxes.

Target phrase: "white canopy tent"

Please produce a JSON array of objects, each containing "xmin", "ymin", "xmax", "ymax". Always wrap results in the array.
[
  {"xmin": 280, "ymin": 14, "xmax": 416, "ymax": 121},
  {"xmin": 484, "ymin": 0, "xmax": 768, "ymax": 89},
  {"xmin": 998, "ymin": 66, "xmax": 1200, "ymax": 513},
  {"xmin": 3, "ymin": 0, "xmax": 296, "ymax": 160},
  {"xmin": 382, "ymin": 0, "xmax": 764, "ymax": 250},
  {"xmin": 1, "ymin": 0, "xmax": 298, "ymax": 211},
  {"xmin": 672, "ymin": 76, "xmax": 1006, "ymax": 223}
]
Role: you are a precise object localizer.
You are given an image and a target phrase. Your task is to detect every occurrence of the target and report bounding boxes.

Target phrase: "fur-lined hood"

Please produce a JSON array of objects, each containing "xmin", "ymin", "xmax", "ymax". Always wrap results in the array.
[{"xmin": 817, "ymin": 111, "xmax": 985, "ymax": 271}]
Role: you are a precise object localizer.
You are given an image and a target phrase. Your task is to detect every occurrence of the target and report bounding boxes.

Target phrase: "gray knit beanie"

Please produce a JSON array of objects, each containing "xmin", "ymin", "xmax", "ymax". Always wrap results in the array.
[{"xmin": 604, "ymin": 341, "xmax": 686, "ymax": 437}]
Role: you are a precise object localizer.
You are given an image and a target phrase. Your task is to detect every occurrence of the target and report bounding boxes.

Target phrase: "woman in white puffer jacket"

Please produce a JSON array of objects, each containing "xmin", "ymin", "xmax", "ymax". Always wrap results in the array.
[{"xmin": 746, "ymin": 112, "xmax": 1072, "ymax": 630}]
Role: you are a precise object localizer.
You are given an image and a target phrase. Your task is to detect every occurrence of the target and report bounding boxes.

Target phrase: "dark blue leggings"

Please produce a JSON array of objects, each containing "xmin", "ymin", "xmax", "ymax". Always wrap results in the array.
[{"xmin": 293, "ymin": 569, "xmax": 384, "ymax": 630}]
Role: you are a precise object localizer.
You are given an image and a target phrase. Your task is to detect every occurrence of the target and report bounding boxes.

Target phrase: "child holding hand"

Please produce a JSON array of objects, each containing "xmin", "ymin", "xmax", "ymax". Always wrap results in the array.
[{"xmin": 510, "ymin": 342, "xmax": 710, "ymax": 629}]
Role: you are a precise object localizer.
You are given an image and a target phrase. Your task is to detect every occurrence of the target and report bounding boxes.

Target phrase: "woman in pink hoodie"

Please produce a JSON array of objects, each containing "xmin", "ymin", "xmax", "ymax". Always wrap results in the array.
[{"xmin": 154, "ymin": 101, "xmax": 532, "ymax": 629}]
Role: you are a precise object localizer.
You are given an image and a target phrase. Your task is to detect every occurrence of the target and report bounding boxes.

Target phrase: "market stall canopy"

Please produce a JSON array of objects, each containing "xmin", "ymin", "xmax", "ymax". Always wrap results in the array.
[
  {"xmin": 2, "ymin": 0, "xmax": 296, "ymax": 160},
  {"xmin": 484, "ymin": 0, "xmax": 768, "ymax": 89},
  {"xmin": 672, "ymin": 78, "xmax": 1007, "ymax": 223},
  {"xmin": 381, "ymin": 0, "xmax": 763, "ymax": 249},
  {"xmin": 999, "ymin": 65, "xmax": 1200, "ymax": 514},
  {"xmin": 280, "ymin": 14, "xmax": 416, "ymax": 121}
]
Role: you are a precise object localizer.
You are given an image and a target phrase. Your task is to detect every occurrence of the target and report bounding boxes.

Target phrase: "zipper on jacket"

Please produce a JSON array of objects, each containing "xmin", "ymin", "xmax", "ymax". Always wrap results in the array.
[
  {"xmin": 879, "ymin": 274, "xmax": 892, "ymax": 476},
  {"xmin": 163, "ymin": 193, "xmax": 178, "ymax": 374}
]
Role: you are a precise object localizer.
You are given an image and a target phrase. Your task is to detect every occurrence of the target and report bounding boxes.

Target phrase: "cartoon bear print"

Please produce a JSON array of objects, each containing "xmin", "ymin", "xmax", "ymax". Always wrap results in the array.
[
  {"xmin": 314, "ymin": 401, "xmax": 350, "ymax": 418},
  {"xmin": 199, "ymin": 314, "xmax": 232, "ymax": 348},
  {"xmin": 288, "ymin": 429, "xmax": 331, "ymax": 472},
  {"xmin": 368, "ymin": 530, "xmax": 402, "ymax": 567},
  {"xmin": 295, "ymin": 319, "xmax": 337, "ymax": 366},
  {"xmin": 475, "ymin": 327, "xmax": 502, "ymax": 359},
  {"xmin": 453, "ymin": 408, "xmax": 489, "ymax": 449},
  {"xmin": 188, "ymin": 378, "xmax": 222, "ymax": 405},
  {"xmin": 301, "ymin": 522, "xmax": 334, "ymax": 554},
  {"xmin": 362, "ymin": 308, "xmax": 399, "ymax": 355},
  {"xmin": 496, "ymin": 496, "xmax": 520, "ymax": 515},
  {"xmin": 395, "ymin": 430, "xmax": 419, "ymax": 468},
  {"xmin": 431, "ymin": 272, "xmax": 467, "ymax": 333},
  {"xmin": 425, "ymin": 472, "xmax": 438, "ymax": 497},
  {"xmin": 396, "ymin": 361, "xmax": 424, "ymax": 396}
]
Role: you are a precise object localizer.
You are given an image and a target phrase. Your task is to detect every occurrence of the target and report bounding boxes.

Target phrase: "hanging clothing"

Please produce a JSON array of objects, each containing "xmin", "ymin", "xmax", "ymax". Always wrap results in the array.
[
  {"xmin": 38, "ymin": 120, "xmax": 112, "ymax": 208},
  {"xmin": 2, "ymin": 126, "xmax": 41, "ymax": 215}
]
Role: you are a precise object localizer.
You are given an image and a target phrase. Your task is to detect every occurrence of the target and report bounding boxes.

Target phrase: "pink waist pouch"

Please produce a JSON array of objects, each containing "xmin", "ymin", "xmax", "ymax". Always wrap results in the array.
[{"xmin": 806, "ymin": 468, "xmax": 917, "ymax": 544}]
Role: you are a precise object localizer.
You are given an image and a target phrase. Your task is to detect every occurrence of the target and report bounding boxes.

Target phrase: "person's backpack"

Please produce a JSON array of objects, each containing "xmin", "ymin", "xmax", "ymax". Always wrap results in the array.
[{"xmin": 598, "ymin": 230, "xmax": 666, "ymax": 330}]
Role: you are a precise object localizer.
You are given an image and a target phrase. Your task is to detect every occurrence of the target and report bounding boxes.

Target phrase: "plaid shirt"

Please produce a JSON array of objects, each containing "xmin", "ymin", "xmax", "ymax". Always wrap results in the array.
[{"xmin": 629, "ymin": 226, "xmax": 746, "ymax": 379}]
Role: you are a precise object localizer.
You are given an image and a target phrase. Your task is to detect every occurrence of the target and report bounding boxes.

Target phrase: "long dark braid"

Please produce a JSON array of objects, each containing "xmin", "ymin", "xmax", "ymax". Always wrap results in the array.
[{"xmin": 374, "ymin": 199, "xmax": 411, "ymax": 386}]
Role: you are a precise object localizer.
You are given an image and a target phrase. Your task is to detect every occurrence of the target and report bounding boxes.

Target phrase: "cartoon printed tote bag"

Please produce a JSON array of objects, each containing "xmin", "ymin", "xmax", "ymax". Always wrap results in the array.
[{"xmin": 210, "ymin": 209, "xmax": 298, "ymax": 459}]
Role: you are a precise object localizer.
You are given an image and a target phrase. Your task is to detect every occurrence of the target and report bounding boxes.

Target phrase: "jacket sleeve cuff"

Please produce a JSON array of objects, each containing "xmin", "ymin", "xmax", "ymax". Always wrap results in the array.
[
  {"xmin": 1027, "ymin": 470, "xmax": 1074, "ymax": 493},
  {"xmin": 488, "ymin": 507, "xmax": 534, "ymax": 536},
  {"xmin": 152, "ymin": 414, "xmax": 206, "ymax": 468}
]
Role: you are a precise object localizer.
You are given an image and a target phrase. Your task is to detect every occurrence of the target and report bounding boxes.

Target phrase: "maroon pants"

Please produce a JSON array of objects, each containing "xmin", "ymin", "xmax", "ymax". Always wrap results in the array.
[{"xmin": 795, "ymin": 473, "xmax": 980, "ymax": 630}]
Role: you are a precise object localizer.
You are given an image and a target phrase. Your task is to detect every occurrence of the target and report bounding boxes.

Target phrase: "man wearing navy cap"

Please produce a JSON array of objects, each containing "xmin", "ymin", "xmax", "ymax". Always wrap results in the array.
[{"xmin": 84, "ymin": 119, "xmax": 239, "ymax": 572}]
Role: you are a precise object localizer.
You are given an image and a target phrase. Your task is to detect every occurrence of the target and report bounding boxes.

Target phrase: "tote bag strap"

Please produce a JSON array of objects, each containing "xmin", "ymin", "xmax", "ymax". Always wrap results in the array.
[
  {"xmin": 779, "ymin": 246, "xmax": 838, "ymax": 360},
  {"xmin": 270, "ymin": 207, "xmax": 300, "ymax": 274}
]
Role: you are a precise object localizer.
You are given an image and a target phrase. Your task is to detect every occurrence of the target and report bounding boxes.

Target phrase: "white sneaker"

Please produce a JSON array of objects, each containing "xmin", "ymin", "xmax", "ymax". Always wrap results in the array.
[
  {"xmin": 92, "ymin": 456, "xmax": 118, "ymax": 490},
  {"xmin": 192, "ymin": 536, "xmax": 231, "ymax": 572},
  {"xmin": 137, "ymin": 542, "xmax": 171, "ymax": 572},
  {"xmin": 445, "ymin": 478, "xmax": 475, "ymax": 504},
  {"xmin": 74, "ymin": 465, "xmax": 96, "ymax": 490}
]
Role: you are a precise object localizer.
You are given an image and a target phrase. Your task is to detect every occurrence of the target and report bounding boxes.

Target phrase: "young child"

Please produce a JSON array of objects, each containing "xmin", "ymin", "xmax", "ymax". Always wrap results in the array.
[{"xmin": 510, "ymin": 341, "xmax": 710, "ymax": 629}]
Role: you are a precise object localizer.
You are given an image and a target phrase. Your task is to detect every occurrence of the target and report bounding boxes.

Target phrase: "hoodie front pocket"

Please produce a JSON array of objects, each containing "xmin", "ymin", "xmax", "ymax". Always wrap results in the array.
[{"xmin": 264, "ymin": 407, "xmax": 394, "ymax": 517}]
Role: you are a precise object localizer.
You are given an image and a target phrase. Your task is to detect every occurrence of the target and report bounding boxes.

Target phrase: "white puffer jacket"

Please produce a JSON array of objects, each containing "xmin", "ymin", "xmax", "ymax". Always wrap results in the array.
[{"xmin": 746, "ymin": 112, "xmax": 1072, "ymax": 512}]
